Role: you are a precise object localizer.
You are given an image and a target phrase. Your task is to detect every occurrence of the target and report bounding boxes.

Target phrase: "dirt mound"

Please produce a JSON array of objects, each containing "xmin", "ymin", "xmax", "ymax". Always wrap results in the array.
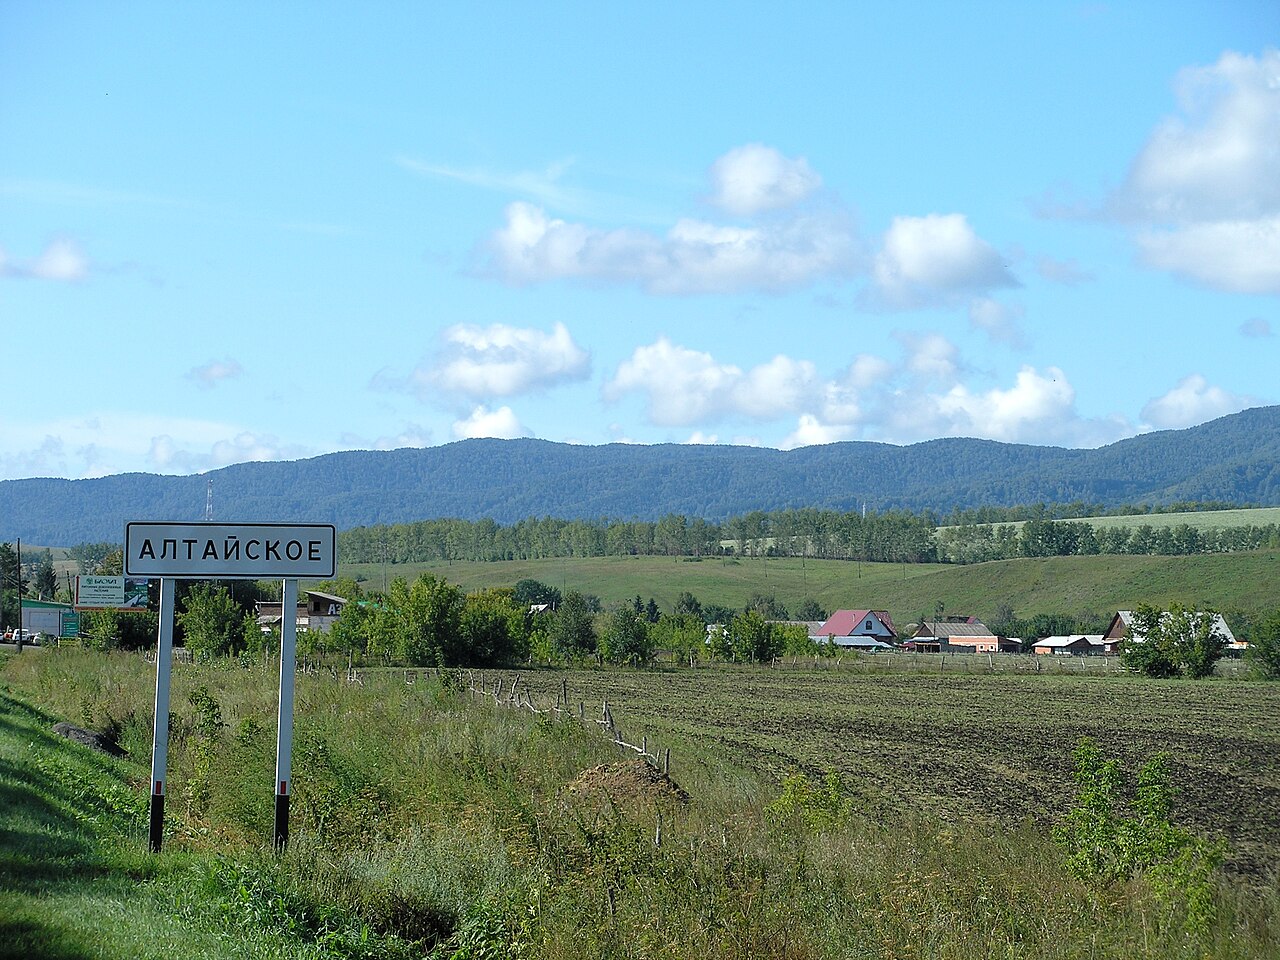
[
  {"xmin": 52, "ymin": 722, "xmax": 125, "ymax": 757},
  {"xmin": 567, "ymin": 758, "xmax": 690, "ymax": 806}
]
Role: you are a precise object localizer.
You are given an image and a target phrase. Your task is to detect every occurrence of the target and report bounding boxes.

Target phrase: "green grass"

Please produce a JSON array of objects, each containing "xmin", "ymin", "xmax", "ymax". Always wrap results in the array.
[
  {"xmin": 4, "ymin": 649, "xmax": 1279, "ymax": 958},
  {"xmin": 339, "ymin": 549, "xmax": 1280, "ymax": 629},
  {"xmin": 495, "ymin": 663, "xmax": 1280, "ymax": 878}
]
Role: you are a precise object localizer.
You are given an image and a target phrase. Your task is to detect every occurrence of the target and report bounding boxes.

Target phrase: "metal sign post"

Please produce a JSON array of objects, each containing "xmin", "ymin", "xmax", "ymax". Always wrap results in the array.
[
  {"xmin": 274, "ymin": 578, "xmax": 299, "ymax": 850},
  {"xmin": 128, "ymin": 522, "xmax": 335, "ymax": 855},
  {"xmin": 148, "ymin": 578, "xmax": 176, "ymax": 852}
]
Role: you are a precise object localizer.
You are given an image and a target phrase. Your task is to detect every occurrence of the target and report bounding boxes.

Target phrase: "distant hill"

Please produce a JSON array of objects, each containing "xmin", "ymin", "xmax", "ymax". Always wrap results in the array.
[{"xmin": 3, "ymin": 405, "xmax": 1280, "ymax": 545}]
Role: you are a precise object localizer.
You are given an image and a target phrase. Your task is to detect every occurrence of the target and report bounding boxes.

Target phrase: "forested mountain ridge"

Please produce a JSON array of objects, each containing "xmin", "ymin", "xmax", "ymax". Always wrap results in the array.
[{"xmin": 3, "ymin": 405, "xmax": 1280, "ymax": 545}]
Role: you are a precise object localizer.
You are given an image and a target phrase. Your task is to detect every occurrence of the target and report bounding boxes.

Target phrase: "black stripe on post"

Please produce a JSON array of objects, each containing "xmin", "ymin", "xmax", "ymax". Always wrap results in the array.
[
  {"xmin": 148, "ymin": 794, "xmax": 165, "ymax": 852},
  {"xmin": 274, "ymin": 793, "xmax": 290, "ymax": 851}
]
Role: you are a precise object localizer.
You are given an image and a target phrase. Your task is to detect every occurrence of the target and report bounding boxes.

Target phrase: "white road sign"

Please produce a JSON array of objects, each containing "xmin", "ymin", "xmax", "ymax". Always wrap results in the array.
[{"xmin": 125, "ymin": 522, "xmax": 336, "ymax": 580}]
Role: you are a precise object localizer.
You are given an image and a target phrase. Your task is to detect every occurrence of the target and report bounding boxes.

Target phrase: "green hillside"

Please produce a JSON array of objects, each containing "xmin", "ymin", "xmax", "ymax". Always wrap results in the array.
[{"xmin": 340, "ymin": 548, "xmax": 1280, "ymax": 631}]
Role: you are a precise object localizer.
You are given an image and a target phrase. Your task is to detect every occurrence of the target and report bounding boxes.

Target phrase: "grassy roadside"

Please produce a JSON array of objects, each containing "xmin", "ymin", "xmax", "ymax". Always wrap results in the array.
[
  {"xmin": 0, "ymin": 690, "xmax": 232, "ymax": 960},
  {"xmin": 4, "ymin": 648, "xmax": 1280, "ymax": 958}
]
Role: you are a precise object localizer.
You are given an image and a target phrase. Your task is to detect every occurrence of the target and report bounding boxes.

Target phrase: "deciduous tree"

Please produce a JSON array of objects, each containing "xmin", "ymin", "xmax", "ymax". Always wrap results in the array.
[
  {"xmin": 178, "ymin": 583, "xmax": 246, "ymax": 658},
  {"xmin": 550, "ymin": 591, "xmax": 596, "ymax": 660},
  {"xmin": 600, "ymin": 605, "xmax": 653, "ymax": 665}
]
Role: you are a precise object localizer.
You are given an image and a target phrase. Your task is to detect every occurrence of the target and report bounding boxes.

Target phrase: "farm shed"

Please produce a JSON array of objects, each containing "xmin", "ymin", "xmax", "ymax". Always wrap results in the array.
[{"xmin": 20, "ymin": 599, "xmax": 75, "ymax": 638}]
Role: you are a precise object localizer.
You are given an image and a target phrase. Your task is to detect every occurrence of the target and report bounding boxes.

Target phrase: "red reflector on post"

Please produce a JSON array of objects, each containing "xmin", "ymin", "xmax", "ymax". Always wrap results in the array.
[
  {"xmin": 280, "ymin": 780, "xmax": 287, "ymax": 795},
  {"xmin": 154, "ymin": 780, "xmax": 163, "ymax": 795}
]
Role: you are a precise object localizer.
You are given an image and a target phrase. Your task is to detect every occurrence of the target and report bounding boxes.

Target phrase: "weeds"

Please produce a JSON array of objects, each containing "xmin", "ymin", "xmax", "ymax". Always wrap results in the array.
[
  {"xmin": 3, "ymin": 650, "xmax": 1278, "ymax": 959},
  {"xmin": 1054, "ymin": 737, "xmax": 1228, "ymax": 933}
]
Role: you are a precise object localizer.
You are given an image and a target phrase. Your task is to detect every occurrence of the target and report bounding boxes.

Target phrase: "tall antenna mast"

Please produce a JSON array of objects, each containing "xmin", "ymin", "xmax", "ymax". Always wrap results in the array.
[{"xmin": 205, "ymin": 479, "xmax": 214, "ymax": 521}]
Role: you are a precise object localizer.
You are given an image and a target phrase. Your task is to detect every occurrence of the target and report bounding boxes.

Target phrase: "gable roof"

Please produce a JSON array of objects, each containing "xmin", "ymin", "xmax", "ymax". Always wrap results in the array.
[
  {"xmin": 1035, "ymin": 634, "xmax": 1104, "ymax": 648},
  {"xmin": 1114, "ymin": 609, "xmax": 1236, "ymax": 644},
  {"xmin": 914, "ymin": 620, "xmax": 995, "ymax": 639},
  {"xmin": 816, "ymin": 609, "xmax": 895, "ymax": 637}
]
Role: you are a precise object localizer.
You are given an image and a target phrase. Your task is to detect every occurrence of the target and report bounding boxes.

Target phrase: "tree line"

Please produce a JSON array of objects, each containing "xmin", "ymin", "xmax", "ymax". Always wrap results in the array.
[{"xmin": 334, "ymin": 506, "xmax": 1280, "ymax": 567}]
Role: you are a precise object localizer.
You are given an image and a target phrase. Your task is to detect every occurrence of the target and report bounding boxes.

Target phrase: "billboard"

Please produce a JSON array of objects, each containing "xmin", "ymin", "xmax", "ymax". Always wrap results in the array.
[{"xmin": 75, "ymin": 575, "xmax": 151, "ymax": 610}]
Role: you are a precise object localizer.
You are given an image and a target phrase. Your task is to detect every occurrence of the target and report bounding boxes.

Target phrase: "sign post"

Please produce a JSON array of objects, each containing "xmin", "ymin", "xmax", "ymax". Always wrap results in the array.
[
  {"xmin": 149, "ymin": 578, "xmax": 176, "ymax": 851},
  {"xmin": 274, "ymin": 578, "xmax": 299, "ymax": 850},
  {"xmin": 126, "ymin": 522, "xmax": 335, "ymax": 853}
]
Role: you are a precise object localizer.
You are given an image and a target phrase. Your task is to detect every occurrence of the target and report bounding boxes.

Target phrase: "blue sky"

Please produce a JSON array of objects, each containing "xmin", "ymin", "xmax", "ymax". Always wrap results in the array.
[{"xmin": 2, "ymin": 2, "xmax": 1277, "ymax": 482}]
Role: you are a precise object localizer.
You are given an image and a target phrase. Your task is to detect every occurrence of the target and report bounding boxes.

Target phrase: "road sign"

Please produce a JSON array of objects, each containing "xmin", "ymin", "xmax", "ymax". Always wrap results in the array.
[
  {"xmin": 132, "ymin": 520, "xmax": 335, "ymax": 854},
  {"xmin": 124, "ymin": 522, "xmax": 336, "ymax": 580}
]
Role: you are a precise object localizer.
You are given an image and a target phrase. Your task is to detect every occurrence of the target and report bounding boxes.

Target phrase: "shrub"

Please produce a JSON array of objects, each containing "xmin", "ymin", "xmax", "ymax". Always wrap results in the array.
[
  {"xmin": 765, "ymin": 769, "xmax": 853, "ymax": 832},
  {"xmin": 1246, "ymin": 609, "xmax": 1280, "ymax": 679},
  {"xmin": 1053, "ymin": 738, "xmax": 1225, "ymax": 932}
]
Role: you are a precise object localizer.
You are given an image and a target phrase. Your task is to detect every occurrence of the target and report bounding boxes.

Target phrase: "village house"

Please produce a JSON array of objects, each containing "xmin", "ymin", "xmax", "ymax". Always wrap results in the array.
[
  {"xmin": 255, "ymin": 590, "xmax": 348, "ymax": 634},
  {"xmin": 813, "ymin": 609, "xmax": 897, "ymax": 650},
  {"xmin": 1103, "ymin": 609, "xmax": 1244, "ymax": 655},
  {"xmin": 908, "ymin": 617, "xmax": 1019, "ymax": 654}
]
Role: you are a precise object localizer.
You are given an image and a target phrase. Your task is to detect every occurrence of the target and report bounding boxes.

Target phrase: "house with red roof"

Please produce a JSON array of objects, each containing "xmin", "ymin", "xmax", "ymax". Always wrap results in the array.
[{"xmin": 813, "ymin": 609, "xmax": 897, "ymax": 650}]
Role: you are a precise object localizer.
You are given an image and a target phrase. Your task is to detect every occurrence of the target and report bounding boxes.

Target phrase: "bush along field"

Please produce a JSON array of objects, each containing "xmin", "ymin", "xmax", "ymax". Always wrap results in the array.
[{"xmin": 3, "ymin": 649, "xmax": 1279, "ymax": 959}]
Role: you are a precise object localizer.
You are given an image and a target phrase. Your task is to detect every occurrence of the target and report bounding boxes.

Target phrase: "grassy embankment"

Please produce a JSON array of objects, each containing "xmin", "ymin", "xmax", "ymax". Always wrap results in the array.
[
  {"xmin": 3, "ymin": 647, "xmax": 1279, "ymax": 958},
  {"xmin": 341, "ymin": 549, "xmax": 1280, "ymax": 629}
]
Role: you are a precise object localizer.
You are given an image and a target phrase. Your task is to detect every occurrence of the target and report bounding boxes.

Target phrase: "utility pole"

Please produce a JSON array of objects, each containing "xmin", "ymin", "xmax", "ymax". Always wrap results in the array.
[{"xmin": 15, "ymin": 538, "xmax": 22, "ymax": 635}]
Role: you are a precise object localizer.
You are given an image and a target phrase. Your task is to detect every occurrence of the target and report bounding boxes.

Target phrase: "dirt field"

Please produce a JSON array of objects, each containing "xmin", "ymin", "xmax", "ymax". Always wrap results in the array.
[{"xmin": 487, "ymin": 663, "xmax": 1280, "ymax": 879}]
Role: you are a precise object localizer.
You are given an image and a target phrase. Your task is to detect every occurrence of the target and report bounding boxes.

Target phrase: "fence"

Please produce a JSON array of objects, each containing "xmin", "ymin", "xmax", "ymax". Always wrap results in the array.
[{"xmin": 453, "ymin": 669, "xmax": 674, "ymax": 777}]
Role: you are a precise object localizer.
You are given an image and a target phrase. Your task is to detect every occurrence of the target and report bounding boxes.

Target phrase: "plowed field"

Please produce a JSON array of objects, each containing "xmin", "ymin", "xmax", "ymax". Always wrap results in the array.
[{"xmin": 494, "ymin": 664, "xmax": 1280, "ymax": 878}]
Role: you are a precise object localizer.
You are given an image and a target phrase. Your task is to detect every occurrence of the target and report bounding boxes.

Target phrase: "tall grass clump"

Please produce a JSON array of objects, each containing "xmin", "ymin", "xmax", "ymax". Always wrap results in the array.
[{"xmin": 3, "ymin": 647, "xmax": 1278, "ymax": 959}]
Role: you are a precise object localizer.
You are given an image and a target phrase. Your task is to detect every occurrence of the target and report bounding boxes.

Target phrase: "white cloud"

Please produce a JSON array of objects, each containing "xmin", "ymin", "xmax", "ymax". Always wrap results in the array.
[
  {"xmin": 338, "ymin": 424, "xmax": 434, "ymax": 451},
  {"xmin": 841, "ymin": 354, "xmax": 895, "ymax": 391},
  {"xmin": 452, "ymin": 405, "xmax": 527, "ymax": 440},
  {"xmin": 708, "ymin": 144, "xmax": 821, "ymax": 216},
  {"xmin": 488, "ymin": 201, "xmax": 857, "ymax": 294},
  {"xmin": 968, "ymin": 298, "xmax": 1028, "ymax": 347},
  {"xmin": 1120, "ymin": 50, "xmax": 1280, "ymax": 223},
  {"xmin": 605, "ymin": 339, "xmax": 742, "ymax": 425},
  {"xmin": 1136, "ymin": 216, "xmax": 1280, "ymax": 295},
  {"xmin": 870, "ymin": 214, "xmax": 1016, "ymax": 307},
  {"xmin": 604, "ymin": 339, "xmax": 821, "ymax": 426},
  {"xmin": 731, "ymin": 354, "xmax": 821, "ymax": 419},
  {"xmin": 149, "ymin": 431, "xmax": 307, "ymax": 474},
  {"xmin": 0, "ymin": 411, "xmax": 314, "ymax": 480},
  {"xmin": 780, "ymin": 414, "xmax": 854, "ymax": 449},
  {"xmin": 1240, "ymin": 317, "xmax": 1272, "ymax": 338},
  {"xmin": 876, "ymin": 365, "xmax": 1131, "ymax": 447},
  {"xmin": 1111, "ymin": 49, "xmax": 1280, "ymax": 294},
  {"xmin": 1, "ymin": 238, "xmax": 88, "ymax": 281},
  {"xmin": 1140, "ymin": 374, "xmax": 1256, "ymax": 430},
  {"xmin": 187, "ymin": 358, "xmax": 244, "ymax": 389},
  {"xmin": 423, "ymin": 321, "xmax": 589, "ymax": 398},
  {"xmin": 683, "ymin": 431, "xmax": 719, "ymax": 445},
  {"xmin": 895, "ymin": 331, "xmax": 962, "ymax": 381}
]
